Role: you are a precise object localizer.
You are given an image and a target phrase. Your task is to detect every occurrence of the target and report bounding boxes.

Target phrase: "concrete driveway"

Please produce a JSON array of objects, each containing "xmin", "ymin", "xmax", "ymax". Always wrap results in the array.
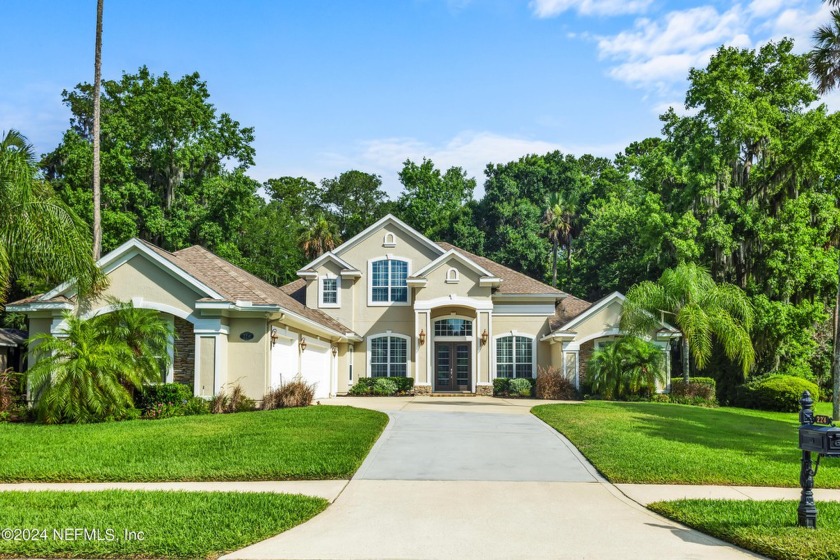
[{"xmin": 224, "ymin": 397, "xmax": 762, "ymax": 560}]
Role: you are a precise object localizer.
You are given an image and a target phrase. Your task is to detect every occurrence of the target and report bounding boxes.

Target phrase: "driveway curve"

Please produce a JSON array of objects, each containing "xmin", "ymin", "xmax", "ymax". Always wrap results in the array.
[{"xmin": 224, "ymin": 397, "xmax": 762, "ymax": 560}]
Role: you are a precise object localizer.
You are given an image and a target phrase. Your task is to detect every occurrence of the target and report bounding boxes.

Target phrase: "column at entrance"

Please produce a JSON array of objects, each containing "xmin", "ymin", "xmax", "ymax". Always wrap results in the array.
[{"xmin": 414, "ymin": 310, "xmax": 432, "ymax": 395}]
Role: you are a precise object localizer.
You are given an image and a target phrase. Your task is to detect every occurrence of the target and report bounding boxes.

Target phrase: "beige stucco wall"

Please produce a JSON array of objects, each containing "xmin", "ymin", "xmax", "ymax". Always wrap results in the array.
[
  {"xmin": 571, "ymin": 300, "xmax": 623, "ymax": 340},
  {"xmin": 418, "ymin": 258, "xmax": 492, "ymax": 301},
  {"xmin": 26, "ymin": 317, "xmax": 52, "ymax": 369},
  {"xmin": 340, "ymin": 223, "xmax": 439, "ymax": 340},
  {"xmin": 83, "ymin": 255, "xmax": 202, "ymax": 318},
  {"xmin": 227, "ymin": 318, "xmax": 269, "ymax": 399}
]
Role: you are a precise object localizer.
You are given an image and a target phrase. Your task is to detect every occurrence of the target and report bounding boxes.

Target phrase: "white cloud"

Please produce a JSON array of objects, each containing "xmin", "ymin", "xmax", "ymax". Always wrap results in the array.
[
  {"xmin": 530, "ymin": 0, "xmax": 653, "ymax": 17},
  {"xmin": 251, "ymin": 131, "xmax": 626, "ymax": 198},
  {"xmin": 588, "ymin": 0, "xmax": 830, "ymax": 98}
]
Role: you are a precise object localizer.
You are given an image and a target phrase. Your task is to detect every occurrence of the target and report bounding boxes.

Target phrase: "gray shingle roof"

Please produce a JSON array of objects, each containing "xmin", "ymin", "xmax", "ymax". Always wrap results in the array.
[
  {"xmin": 436, "ymin": 242, "xmax": 566, "ymax": 295},
  {"xmin": 137, "ymin": 242, "xmax": 355, "ymax": 336}
]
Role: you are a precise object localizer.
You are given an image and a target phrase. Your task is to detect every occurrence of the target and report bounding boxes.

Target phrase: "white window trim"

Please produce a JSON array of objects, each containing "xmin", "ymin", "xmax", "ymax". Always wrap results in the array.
[
  {"xmin": 366, "ymin": 333, "xmax": 411, "ymax": 378},
  {"xmin": 445, "ymin": 267, "xmax": 460, "ymax": 284},
  {"xmin": 492, "ymin": 332, "xmax": 537, "ymax": 379},
  {"xmin": 367, "ymin": 256, "xmax": 412, "ymax": 307},
  {"xmin": 318, "ymin": 274, "xmax": 341, "ymax": 309}
]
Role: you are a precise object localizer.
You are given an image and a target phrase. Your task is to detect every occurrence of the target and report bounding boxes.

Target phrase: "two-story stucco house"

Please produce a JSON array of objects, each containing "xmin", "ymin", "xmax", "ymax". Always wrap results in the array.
[{"xmin": 9, "ymin": 214, "xmax": 679, "ymax": 400}]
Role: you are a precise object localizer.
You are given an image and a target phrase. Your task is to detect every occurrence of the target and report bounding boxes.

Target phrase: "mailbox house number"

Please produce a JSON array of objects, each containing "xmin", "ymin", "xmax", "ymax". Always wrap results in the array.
[{"xmin": 239, "ymin": 331, "xmax": 254, "ymax": 341}]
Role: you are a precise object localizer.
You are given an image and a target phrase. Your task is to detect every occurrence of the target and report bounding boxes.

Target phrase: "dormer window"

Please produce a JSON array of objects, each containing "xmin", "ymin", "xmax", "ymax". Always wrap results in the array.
[
  {"xmin": 445, "ymin": 268, "xmax": 460, "ymax": 283},
  {"xmin": 319, "ymin": 276, "xmax": 340, "ymax": 308},
  {"xmin": 369, "ymin": 258, "xmax": 409, "ymax": 305},
  {"xmin": 383, "ymin": 232, "xmax": 396, "ymax": 248}
]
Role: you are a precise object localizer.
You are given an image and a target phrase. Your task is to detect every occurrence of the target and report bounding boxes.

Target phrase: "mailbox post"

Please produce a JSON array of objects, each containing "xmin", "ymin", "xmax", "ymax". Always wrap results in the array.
[
  {"xmin": 797, "ymin": 391, "xmax": 817, "ymax": 528},
  {"xmin": 797, "ymin": 390, "xmax": 840, "ymax": 528}
]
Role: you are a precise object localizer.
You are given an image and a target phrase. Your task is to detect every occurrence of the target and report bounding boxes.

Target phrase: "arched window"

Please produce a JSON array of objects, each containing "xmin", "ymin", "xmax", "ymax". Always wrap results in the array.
[
  {"xmin": 496, "ymin": 335, "xmax": 534, "ymax": 378},
  {"xmin": 369, "ymin": 258, "xmax": 409, "ymax": 304},
  {"xmin": 445, "ymin": 268, "xmax": 460, "ymax": 283},
  {"xmin": 368, "ymin": 334, "xmax": 408, "ymax": 377},
  {"xmin": 434, "ymin": 318, "xmax": 472, "ymax": 337}
]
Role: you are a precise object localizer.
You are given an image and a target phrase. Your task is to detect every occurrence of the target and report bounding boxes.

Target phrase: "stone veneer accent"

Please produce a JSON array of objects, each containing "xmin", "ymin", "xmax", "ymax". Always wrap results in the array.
[
  {"xmin": 414, "ymin": 384, "xmax": 432, "ymax": 395},
  {"xmin": 578, "ymin": 339, "xmax": 595, "ymax": 387},
  {"xmin": 476, "ymin": 384, "xmax": 492, "ymax": 396},
  {"xmin": 173, "ymin": 317, "xmax": 195, "ymax": 386}
]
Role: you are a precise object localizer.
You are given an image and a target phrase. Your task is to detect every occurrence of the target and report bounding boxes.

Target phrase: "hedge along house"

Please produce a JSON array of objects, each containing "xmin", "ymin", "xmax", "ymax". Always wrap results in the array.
[{"xmin": 10, "ymin": 215, "xmax": 680, "ymax": 400}]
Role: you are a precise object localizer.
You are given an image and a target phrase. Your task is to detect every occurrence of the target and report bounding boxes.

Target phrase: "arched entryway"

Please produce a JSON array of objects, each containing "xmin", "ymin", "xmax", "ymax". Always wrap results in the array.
[{"xmin": 430, "ymin": 308, "xmax": 477, "ymax": 393}]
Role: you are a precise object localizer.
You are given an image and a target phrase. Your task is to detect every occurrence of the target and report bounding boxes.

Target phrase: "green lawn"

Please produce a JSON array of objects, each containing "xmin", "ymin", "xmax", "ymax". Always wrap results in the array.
[
  {"xmin": 0, "ymin": 406, "xmax": 387, "ymax": 482},
  {"xmin": 650, "ymin": 499, "xmax": 840, "ymax": 560},
  {"xmin": 532, "ymin": 401, "xmax": 840, "ymax": 487},
  {"xmin": 0, "ymin": 490, "xmax": 326, "ymax": 559}
]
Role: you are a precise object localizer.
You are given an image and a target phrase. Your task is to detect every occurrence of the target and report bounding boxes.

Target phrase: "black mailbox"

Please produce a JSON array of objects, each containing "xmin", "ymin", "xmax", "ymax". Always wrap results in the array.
[{"xmin": 799, "ymin": 425, "xmax": 840, "ymax": 457}]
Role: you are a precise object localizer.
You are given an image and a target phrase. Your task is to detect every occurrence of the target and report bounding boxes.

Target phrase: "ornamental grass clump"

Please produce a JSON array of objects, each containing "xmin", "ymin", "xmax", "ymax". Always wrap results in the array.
[
  {"xmin": 262, "ymin": 379, "xmax": 315, "ymax": 410},
  {"xmin": 535, "ymin": 366, "xmax": 577, "ymax": 400},
  {"xmin": 211, "ymin": 383, "xmax": 256, "ymax": 414}
]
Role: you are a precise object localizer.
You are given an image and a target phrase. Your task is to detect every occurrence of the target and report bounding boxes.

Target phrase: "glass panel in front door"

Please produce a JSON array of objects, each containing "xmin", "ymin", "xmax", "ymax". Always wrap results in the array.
[
  {"xmin": 455, "ymin": 344, "xmax": 470, "ymax": 388},
  {"xmin": 436, "ymin": 344, "xmax": 451, "ymax": 389}
]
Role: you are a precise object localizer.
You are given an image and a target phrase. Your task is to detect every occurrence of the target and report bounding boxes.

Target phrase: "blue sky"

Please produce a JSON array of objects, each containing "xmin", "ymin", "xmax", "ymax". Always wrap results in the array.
[{"xmin": 1, "ymin": 0, "xmax": 834, "ymax": 196}]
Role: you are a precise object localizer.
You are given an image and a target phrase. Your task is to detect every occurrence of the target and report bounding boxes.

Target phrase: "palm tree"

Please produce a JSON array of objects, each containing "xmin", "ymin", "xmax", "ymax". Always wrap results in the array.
[
  {"xmin": 587, "ymin": 336, "xmax": 666, "ymax": 400},
  {"xmin": 620, "ymin": 263, "xmax": 754, "ymax": 381},
  {"xmin": 0, "ymin": 129, "xmax": 101, "ymax": 305},
  {"xmin": 541, "ymin": 192, "xmax": 576, "ymax": 287},
  {"xmin": 27, "ymin": 305, "xmax": 172, "ymax": 424},
  {"xmin": 96, "ymin": 299, "xmax": 173, "ymax": 385},
  {"xmin": 810, "ymin": 0, "xmax": 840, "ymax": 419},
  {"xmin": 92, "ymin": 0, "xmax": 104, "ymax": 260},
  {"xmin": 299, "ymin": 214, "xmax": 341, "ymax": 260},
  {"xmin": 27, "ymin": 314, "xmax": 134, "ymax": 423}
]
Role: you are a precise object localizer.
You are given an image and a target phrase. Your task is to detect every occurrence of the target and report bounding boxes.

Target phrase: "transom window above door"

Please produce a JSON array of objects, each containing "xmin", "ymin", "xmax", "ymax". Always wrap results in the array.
[
  {"xmin": 370, "ymin": 258, "xmax": 409, "ymax": 304},
  {"xmin": 434, "ymin": 318, "xmax": 473, "ymax": 337},
  {"xmin": 496, "ymin": 335, "xmax": 534, "ymax": 378}
]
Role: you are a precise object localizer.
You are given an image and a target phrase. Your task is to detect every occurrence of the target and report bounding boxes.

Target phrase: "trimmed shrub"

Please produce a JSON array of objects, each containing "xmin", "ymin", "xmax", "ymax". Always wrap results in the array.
[
  {"xmin": 211, "ymin": 384, "xmax": 256, "ymax": 414},
  {"xmin": 509, "ymin": 377, "xmax": 533, "ymax": 397},
  {"xmin": 373, "ymin": 378, "xmax": 398, "ymax": 396},
  {"xmin": 263, "ymin": 380, "xmax": 315, "ymax": 410},
  {"xmin": 138, "ymin": 383, "xmax": 193, "ymax": 411},
  {"xmin": 670, "ymin": 377, "xmax": 717, "ymax": 405},
  {"xmin": 734, "ymin": 375, "xmax": 820, "ymax": 412},
  {"xmin": 392, "ymin": 377, "xmax": 415, "ymax": 395},
  {"xmin": 348, "ymin": 378, "xmax": 376, "ymax": 395},
  {"xmin": 535, "ymin": 366, "xmax": 577, "ymax": 400},
  {"xmin": 493, "ymin": 378, "xmax": 510, "ymax": 396},
  {"xmin": 348, "ymin": 377, "xmax": 412, "ymax": 396},
  {"xmin": 138, "ymin": 383, "xmax": 209, "ymax": 419},
  {"xmin": 650, "ymin": 394, "xmax": 671, "ymax": 403}
]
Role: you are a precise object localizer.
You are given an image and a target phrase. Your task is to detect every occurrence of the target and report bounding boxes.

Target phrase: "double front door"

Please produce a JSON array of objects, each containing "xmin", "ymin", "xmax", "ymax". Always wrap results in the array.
[{"xmin": 434, "ymin": 342, "xmax": 471, "ymax": 392}]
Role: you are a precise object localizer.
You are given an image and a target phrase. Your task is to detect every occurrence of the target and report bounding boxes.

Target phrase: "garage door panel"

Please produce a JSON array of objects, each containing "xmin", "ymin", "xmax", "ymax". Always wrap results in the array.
[{"xmin": 301, "ymin": 345, "xmax": 331, "ymax": 399}]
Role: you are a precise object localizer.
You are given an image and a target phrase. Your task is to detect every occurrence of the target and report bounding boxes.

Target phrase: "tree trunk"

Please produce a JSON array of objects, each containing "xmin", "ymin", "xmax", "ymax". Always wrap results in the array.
[
  {"xmin": 682, "ymin": 337, "xmax": 690, "ymax": 382},
  {"xmin": 551, "ymin": 240, "xmax": 558, "ymax": 287},
  {"xmin": 91, "ymin": 0, "xmax": 104, "ymax": 260},
  {"xmin": 833, "ymin": 253, "xmax": 840, "ymax": 420}
]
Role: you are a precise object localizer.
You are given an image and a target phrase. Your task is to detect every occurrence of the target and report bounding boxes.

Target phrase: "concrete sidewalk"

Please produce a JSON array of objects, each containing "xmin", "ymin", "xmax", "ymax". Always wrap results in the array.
[
  {"xmin": 0, "ymin": 481, "xmax": 348, "ymax": 501},
  {"xmin": 618, "ymin": 483, "xmax": 840, "ymax": 505}
]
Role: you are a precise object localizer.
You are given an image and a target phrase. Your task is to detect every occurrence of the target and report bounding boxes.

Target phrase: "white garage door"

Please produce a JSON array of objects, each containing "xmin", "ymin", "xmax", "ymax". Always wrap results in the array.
[
  {"xmin": 300, "ymin": 343, "xmax": 331, "ymax": 399},
  {"xmin": 270, "ymin": 337, "xmax": 297, "ymax": 389}
]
